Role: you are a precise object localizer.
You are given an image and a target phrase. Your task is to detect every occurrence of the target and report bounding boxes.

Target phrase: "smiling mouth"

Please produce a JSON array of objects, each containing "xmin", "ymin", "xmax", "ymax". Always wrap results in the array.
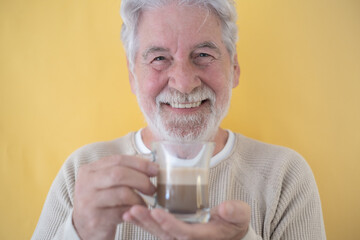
[{"xmin": 163, "ymin": 100, "xmax": 208, "ymax": 109}]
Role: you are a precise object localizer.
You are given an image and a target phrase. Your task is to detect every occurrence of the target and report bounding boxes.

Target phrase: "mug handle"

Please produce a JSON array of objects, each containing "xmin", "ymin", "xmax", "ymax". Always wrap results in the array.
[
  {"xmin": 141, "ymin": 152, "xmax": 156, "ymax": 163},
  {"xmin": 135, "ymin": 153, "xmax": 157, "ymax": 208}
]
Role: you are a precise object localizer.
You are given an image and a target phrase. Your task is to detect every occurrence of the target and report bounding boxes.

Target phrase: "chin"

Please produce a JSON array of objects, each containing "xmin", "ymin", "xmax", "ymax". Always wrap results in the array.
[{"xmin": 149, "ymin": 116, "xmax": 219, "ymax": 142}]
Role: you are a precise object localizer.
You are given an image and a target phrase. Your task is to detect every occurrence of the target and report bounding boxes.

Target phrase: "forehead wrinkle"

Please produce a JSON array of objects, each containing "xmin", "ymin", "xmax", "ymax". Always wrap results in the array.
[{"xmin": 196, "ymin": 7, "xmax": 210, "ymax": 33}]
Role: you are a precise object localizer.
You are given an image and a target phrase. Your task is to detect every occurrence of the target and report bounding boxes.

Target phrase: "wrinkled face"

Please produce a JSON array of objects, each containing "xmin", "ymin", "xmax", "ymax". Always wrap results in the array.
[{"xmin": 129, "ymin": 3, "xmax": 239, "ymax": 142}]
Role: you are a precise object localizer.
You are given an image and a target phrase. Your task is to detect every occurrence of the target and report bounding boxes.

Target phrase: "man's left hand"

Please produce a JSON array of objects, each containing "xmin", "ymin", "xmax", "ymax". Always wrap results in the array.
[{"xmin": 123, "ymin": 200, "xmax": 251, "ymax": 240}]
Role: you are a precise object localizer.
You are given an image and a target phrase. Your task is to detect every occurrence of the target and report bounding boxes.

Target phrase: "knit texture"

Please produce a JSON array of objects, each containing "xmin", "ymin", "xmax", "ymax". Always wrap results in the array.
[{"xmin": 32, "ymin": 132, "xmax": 326, "ymax": 239}]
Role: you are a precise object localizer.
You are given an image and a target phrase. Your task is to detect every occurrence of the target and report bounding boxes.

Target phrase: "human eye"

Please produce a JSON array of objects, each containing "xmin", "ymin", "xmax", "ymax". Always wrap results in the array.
[
  {"xmin": 198, "ymin": 53, "xmax": 211, "ymax": 58},
  {"xmin": 152, "ymin": 56, "xmax": 166, "ymax": 62},
  {"xmin": 193, "ymin": 52, "xmax": 215, "ymax": 66},
  {"xmin": 150, "ymin": 55, "xmax": 170, "ymax": 70}
]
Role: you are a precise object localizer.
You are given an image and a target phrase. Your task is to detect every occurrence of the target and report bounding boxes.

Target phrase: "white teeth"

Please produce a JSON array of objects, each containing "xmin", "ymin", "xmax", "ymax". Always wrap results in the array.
[{"xmin": 170, "ymin": 101, "xmax": 202, "ymax": 109}]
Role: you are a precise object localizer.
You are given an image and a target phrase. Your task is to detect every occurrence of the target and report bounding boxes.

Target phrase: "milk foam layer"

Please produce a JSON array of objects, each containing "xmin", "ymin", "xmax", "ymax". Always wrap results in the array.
[{"xmin": 158, "ymin": 168, "xmax": 208, "ymax": 185}]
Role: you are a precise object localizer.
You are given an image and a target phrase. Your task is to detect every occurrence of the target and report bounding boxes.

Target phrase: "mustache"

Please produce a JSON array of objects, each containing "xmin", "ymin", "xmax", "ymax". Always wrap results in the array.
[{"xmin": 156, "ymin": 85, "xmax": 216, "ymax": 107}]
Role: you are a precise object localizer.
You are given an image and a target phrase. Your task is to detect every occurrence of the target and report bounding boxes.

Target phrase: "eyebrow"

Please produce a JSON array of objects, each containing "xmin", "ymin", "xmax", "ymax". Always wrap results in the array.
[
  {"xmin": 142, "ymin": 46, "xmax": 170, "ymax": 60},
  {"xmin": 142, "ymin": 41, "xmax": 221, "ymax": 60},
  {"xmin": 193, "ymin": 41, "xmax": 221, "ymax": 55}
]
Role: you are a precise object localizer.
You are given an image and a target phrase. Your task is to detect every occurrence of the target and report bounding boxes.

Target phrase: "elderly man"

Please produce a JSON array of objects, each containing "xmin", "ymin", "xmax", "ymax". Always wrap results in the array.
[{"xmin": 32, "ymin": 0, "xmax": 326, "ymax": 239}]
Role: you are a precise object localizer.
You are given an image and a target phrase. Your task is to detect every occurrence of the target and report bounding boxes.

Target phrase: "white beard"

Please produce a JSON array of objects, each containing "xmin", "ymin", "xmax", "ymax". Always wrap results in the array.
[{"xmin": 136, "ymin": 84, "xmax": 232, "ymax": 142}]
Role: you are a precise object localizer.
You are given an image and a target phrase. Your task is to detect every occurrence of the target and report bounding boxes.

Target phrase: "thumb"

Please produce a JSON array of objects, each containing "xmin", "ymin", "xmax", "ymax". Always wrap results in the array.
[{"xmin": 218, "ymin": 200, "xmax": 251, "ymax": 225}]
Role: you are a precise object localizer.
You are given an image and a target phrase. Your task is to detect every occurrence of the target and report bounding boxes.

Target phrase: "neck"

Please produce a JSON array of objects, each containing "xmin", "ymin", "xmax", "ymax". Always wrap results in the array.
[{"xmin": 141, "ymin": 127, "xmax": 229, "ymax": 156}]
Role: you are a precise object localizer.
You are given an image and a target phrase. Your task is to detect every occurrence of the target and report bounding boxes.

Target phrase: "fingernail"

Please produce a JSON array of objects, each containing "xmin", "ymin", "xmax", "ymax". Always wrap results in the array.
[{"xmin": 148, "ymin": 163, "xmax": 159, "ymax": 175}]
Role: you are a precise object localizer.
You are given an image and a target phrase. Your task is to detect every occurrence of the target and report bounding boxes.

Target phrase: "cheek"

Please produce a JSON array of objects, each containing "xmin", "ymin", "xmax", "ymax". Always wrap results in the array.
[
  {"xmin": 203, "ymin": 68, "xmax": 231, "ymax": 101},
  {"xmin": 137, "ymin": 71, "xmax": 167, "ymax": 101}
]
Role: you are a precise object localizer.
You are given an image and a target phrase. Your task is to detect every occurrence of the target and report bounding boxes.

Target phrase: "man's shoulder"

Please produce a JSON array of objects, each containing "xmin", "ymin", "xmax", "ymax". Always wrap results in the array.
[
  {"xmin": 233, "ymin": 133, "xmax": 302, "ymax": 160},
  {"xmin": 229, "ymin": 133, "xmax": 316, "ymax": 203},
  {"xmin": 47, "ymin": 132, "xmax": 138, "ymax": 202},
  {"xmin": 231, "ymin": 132, "xmax": 312, "ymax": 178},
  {"xmin": 65, "ymin": 131, "xmax": 137, "ymax": 167}
]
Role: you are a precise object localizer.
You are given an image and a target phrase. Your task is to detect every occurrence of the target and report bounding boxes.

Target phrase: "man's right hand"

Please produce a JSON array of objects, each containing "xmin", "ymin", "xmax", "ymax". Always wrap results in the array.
[{"xmin": 72, "ymin": 155, "xmax": 158, "ymax": 240}]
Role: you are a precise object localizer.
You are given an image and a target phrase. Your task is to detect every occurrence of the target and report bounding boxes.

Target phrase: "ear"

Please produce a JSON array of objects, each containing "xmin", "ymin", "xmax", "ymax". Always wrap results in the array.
[
  {"xmin": 232, "ymin": 54, "xmax": 240, "ymax": 88},
  {"xmin": 126, "ymin": 59, "xmax": 137, "ymax": 94}
]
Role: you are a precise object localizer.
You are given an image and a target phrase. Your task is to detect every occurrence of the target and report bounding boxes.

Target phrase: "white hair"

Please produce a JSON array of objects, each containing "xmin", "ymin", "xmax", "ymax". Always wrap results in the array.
[{"xmin": 120, "ymin": 0, "xmax": 238, "ymax": 70}]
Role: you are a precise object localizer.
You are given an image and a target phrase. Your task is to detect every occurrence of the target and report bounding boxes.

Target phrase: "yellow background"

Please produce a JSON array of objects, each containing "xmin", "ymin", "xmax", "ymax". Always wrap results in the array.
[{"xmin": 1, "ymin": 0, "xmax": 359, "ymax": 239}]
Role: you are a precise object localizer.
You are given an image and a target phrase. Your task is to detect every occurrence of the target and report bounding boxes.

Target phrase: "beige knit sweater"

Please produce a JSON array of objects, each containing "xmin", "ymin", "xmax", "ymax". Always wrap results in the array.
[{"xmin": 32, "ymin": 132, "xmax": 326, "ymax": 239}]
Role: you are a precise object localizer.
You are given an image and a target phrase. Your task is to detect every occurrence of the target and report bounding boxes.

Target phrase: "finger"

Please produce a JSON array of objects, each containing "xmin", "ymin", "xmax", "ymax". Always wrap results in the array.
[
  {"xmin": 218, "ymin": 201, "xmax": 251, "ymax": 226},
  {"xmin": 92, "ymin": 165, "xmax": 156, "ymax": 195},
  {"xmin": 150, "ymin": 209, "xmax": 199, "ymax": 238},
  {"xmin": 88, "ymin": 155, "xmax": 159, "ymax": 177},
  {"xmin": 93, "ymin": 187, "xmax": 146, "ymax": 208},
  {"xmin": 124, "ymin": 206, "xmax": 173, "ymax": 240},
  {"xmin": 151, "ymin": 208, "xmax": 242, "ymax": 240},
  {"xmin": 74, "ymin": 206, "xmax": 130, "ymax": 234}
]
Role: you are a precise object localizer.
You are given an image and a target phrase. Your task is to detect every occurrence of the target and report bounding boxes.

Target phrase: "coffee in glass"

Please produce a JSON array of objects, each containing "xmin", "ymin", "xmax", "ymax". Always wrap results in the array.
[{"xmin": 151, "ymin": 141, "xmax": 214, "ymax": 223}]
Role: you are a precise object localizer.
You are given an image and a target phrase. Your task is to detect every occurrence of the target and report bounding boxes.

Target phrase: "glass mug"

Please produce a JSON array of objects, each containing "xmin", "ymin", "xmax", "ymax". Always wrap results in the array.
[{"xmin": 143, "ymin": 141, "xmax": 215, "ymax": 223}]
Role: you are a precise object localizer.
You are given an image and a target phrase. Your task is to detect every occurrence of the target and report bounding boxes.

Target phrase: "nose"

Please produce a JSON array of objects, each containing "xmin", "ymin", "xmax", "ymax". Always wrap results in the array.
[{"xmin": 167, "ymin": 61, "xmax": 201, "ymax": 94}]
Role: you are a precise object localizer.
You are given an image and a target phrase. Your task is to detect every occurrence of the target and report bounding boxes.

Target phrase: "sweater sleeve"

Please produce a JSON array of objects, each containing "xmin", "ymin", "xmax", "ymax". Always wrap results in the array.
[
  {"xmin": 242, "ymin": 226, "xmax": 263, "ymax": 240},
  {"xmin": 63, "ymin": 211, "xmax": 81, "ymax": 240},
  {"xmin": 31, "ymin": 155, "xmax": 78, "ymax": 240},
  {"xmin": 267, "ymin": 151, "xmax": 326, "ymax": 239}
]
